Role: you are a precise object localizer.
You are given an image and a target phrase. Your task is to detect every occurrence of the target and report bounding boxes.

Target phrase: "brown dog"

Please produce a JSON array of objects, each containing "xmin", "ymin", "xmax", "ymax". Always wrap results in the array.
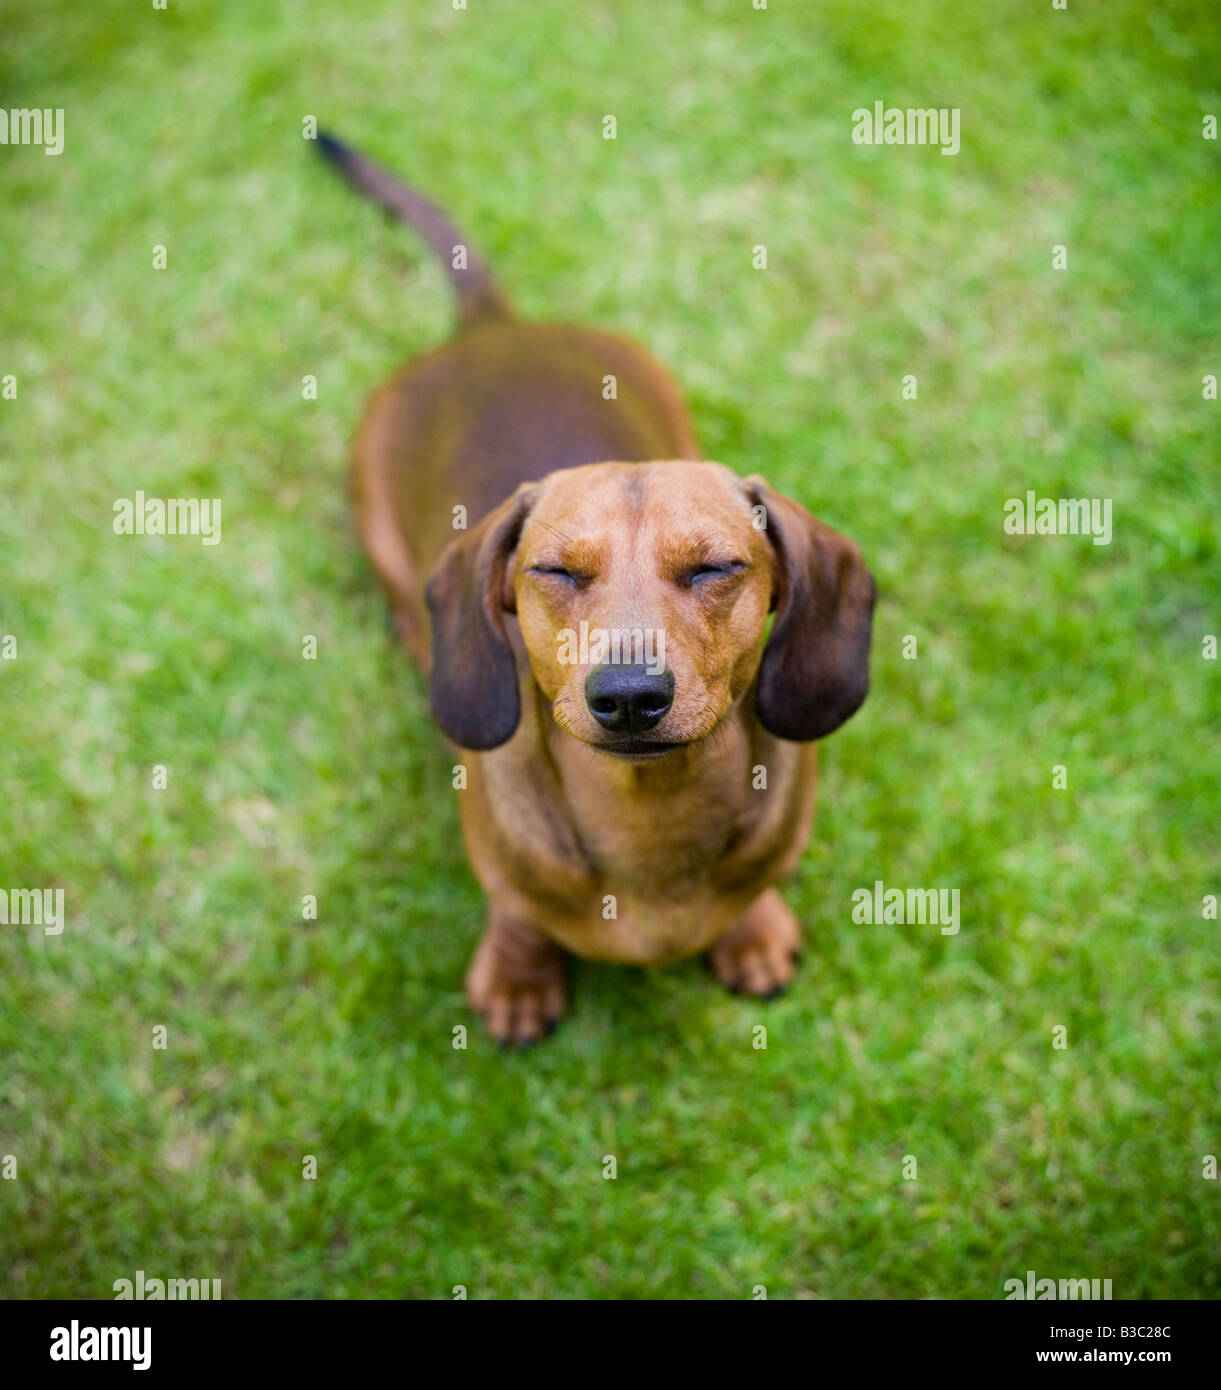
[{"xmin": 319, "ymin": 134, "xmax": 876, "ymax": 1044}]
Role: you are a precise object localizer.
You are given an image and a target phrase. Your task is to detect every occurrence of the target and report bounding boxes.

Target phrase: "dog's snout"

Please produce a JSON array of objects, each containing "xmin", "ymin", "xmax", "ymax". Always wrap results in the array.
[{"xmin": 585, "ymin": 663, "xmax": 675, "ymax": 734}]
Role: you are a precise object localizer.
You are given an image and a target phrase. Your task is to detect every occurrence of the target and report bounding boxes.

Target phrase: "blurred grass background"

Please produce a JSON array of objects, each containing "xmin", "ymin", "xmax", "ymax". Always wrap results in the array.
[{"xmin": 0, "ymin": 0, "xmax": 1217, "ymax": 1298}]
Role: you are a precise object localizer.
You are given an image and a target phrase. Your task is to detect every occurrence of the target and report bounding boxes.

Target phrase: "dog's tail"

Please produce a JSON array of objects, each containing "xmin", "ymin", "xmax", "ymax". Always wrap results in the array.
[{"xmin": 315, "ymin": 130, "xmax": 512, "ymax": 328}]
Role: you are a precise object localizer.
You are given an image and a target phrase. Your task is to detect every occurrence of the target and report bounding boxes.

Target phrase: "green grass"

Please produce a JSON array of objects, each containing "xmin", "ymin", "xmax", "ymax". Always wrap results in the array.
[{"xmin": 1, "ymin": 0, "xmax": 1218, "ymax": 1298}]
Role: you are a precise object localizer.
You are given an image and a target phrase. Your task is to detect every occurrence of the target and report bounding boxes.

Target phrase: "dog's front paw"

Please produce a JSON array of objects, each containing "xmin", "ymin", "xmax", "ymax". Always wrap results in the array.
[
  {"xmin": 466, "ymin": 914, "xmax": 568, "ymax": 1047},
  {"xmin": 708, "ymin": 889, "xmax": 802, "ymax": 999}
]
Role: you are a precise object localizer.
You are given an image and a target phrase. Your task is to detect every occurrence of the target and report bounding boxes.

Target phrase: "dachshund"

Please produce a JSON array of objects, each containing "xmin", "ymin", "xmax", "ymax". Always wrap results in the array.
[{"xmin": 318, "ymin": 134, "xmax": 875, "ymax": 1044}]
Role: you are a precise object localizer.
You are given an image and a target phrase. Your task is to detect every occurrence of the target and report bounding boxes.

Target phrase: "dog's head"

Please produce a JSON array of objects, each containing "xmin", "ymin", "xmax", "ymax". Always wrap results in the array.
[{"xmin": 425, "ymin": 460, "xmax": 875, "ymax": 756}]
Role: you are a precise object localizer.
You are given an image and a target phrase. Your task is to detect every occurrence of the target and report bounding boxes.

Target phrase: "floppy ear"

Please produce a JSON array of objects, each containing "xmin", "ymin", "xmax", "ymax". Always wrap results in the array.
[
  {"xmin": 746, "ymin": 477, "xmax": 876, "ymax": 742},
  {"xmin": 424, "ymin": 486, "xmax": 536, "ymax": 750}
]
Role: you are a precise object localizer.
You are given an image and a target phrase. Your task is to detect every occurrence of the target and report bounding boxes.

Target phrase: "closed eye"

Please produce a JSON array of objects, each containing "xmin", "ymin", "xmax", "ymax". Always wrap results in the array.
[
  {"xmin": 679, "ymin": 560, "xmax": 747, "ymax": 587},
  {"xmin": 528, "ymin": 564, "xmax": 589, "ymax": 587}
]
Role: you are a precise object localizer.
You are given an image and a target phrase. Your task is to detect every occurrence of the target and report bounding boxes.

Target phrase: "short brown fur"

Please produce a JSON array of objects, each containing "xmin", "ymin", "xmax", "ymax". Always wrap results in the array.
[{"xmin": 323, "ymin": 135, "xmax": 875, "ymax": 1043}]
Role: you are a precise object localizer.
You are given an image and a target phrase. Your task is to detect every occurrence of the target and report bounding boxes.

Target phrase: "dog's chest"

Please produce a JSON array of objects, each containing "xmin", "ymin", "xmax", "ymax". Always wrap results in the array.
[
  {"xmin": 580, "ymin": 796, "xmax": 740, "ymax": 890},
  {"xmin": 468, "ymin": 729, "xmax": 815, "ymax": 966},
  {"xmin": 536, "ymin": 756, "xmax": 780, "ymax": 963}
]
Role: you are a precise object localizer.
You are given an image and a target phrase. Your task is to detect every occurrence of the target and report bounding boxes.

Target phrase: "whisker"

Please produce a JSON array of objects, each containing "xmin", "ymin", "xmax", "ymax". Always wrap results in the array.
[{"xmin": 527, "ymin": 516, "xmax": 575, "ymax": 546}]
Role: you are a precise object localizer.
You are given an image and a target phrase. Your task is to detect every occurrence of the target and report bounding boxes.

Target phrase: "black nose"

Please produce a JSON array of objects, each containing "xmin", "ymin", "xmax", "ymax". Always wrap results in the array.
[{"xmin": 585, "ymin": 663, "xmax": 675, "ymax": 734}]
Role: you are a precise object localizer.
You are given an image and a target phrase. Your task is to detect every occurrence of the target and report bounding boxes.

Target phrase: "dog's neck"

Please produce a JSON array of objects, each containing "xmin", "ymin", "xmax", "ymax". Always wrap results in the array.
[{"xmin": 527, "ymin": 681, "xmax": 762, "ymax": 875}]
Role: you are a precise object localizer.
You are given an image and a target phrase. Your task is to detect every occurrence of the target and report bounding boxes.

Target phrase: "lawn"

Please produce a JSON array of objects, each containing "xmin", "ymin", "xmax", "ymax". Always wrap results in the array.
[{"xmin": 0, "ymin": 0, "xmax": 1217, "ymax": 1298}]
